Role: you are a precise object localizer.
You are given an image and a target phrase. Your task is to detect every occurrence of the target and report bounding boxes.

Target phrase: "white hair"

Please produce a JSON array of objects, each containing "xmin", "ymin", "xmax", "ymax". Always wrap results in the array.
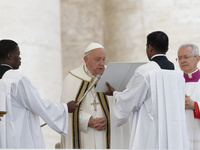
[
  {"xmin": 178, "ymin": 44, "xmax": 199, "ymax": 56},
  {"xmin": 84, "ymin": 50, "xmax": 93, "ymax": 58}
]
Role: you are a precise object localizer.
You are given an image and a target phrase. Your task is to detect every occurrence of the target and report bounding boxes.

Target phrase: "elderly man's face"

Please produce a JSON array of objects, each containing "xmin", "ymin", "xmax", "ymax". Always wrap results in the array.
[
  {"xmin": 178, "ymin": 46, "xmax": 199, "ymax": 74},
  {"xmin": 84, "ymin": 48, "xmax": 106, "ymax": 76}
]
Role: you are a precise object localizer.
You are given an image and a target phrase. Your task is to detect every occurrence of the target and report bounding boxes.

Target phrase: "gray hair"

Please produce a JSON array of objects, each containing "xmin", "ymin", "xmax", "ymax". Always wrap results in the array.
[
  {"xmin": 178, "ymin": 44, "xmax": 199, "ymax": 56},
  {"xmin": 84, "ymin": 51, "xmax": 91, "ymax": 58}
]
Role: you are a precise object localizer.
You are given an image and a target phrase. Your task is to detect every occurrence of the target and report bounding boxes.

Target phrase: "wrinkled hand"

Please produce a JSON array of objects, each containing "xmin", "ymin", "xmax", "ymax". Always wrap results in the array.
[
  {"xmin": 88, "ymin": 117, "xmax": 107, "ymax": 131},
  {"xmin": 104, "ymin": 82, "xmax": 115, "ymax": 96},
  {"xmin": 185, "ymin": 95, "xmax": 195, "ymax": 110},
  {"xmin": 67, "ymin": 100, "xmax": 78, "ymax": 113}
]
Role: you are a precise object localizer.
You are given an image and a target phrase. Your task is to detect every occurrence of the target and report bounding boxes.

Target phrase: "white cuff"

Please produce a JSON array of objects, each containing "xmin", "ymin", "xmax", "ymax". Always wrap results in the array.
[{"xmin": 79, "ymin": 111, "xmax": 92, "ymax": 133}]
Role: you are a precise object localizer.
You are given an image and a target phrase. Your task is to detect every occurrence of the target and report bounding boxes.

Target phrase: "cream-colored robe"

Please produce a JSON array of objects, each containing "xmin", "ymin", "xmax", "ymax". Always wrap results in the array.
[
  {"xmin": 185, "ymin": 80, "xmax": 200, "ymax": 149},
  {"xmin": 60, "ymin": 65, "xmax": 131, "ymax": 149}
]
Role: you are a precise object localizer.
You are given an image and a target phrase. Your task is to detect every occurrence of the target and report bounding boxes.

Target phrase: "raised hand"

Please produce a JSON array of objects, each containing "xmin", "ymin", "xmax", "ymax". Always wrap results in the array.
[{"xmin": 104, "ymin": 82, "xmax": 116, "ymax": 96}]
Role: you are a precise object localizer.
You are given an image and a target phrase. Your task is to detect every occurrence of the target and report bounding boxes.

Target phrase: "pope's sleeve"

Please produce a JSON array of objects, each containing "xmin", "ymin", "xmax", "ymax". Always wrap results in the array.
[
  {"xmin": 79, "ymin": 110, "xmax": 92, "ymax": 133},
  {"xmin": 16, "ymin": 77, "xmax": 69, "ymax": 136},
  {"xmin": 113, "ymin": 70, "xmax": 149, "ymax": 127},
  {"xmin": 194, "ymin": 101, "xmax": 200, "ymax": 119}
]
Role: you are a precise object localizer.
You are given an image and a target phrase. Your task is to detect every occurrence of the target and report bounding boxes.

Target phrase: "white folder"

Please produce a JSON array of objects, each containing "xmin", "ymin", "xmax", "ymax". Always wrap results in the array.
[{"xmin": 95, "ymin": 62, "xmax": 146, "ymax": 92}]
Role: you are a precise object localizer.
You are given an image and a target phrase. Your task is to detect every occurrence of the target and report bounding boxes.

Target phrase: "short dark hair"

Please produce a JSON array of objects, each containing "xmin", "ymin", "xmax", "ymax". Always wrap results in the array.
[
  {"xmin": 147, "ymin": 31, "xmax": 168, "ymax": 53},
  {"xmin": 0, "ymin": 39, "xmax": 18, "ymax": 59}
]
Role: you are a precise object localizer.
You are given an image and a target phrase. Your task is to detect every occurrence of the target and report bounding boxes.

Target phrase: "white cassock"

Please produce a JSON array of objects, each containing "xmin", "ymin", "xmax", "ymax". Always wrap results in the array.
[
  {"xmin": 185, "ymin": 80, "xmax": 200, "ymax": 149},
  {"xmin": 113, "ymin": 61, "xmax": 190, "ymax": 149},
  {"xmin": 60, "ymin": 65, "xmax": 131, "ymax": 149},
  {"xmin": 0, "ymin": 70, "xmax": 69, "ymax": 148}
]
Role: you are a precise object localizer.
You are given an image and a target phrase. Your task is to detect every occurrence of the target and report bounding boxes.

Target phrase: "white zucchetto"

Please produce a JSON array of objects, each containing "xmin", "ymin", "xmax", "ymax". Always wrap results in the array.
[{"xmin": 84, "ymin": 42, "xmax": 104, "ymax": 54}]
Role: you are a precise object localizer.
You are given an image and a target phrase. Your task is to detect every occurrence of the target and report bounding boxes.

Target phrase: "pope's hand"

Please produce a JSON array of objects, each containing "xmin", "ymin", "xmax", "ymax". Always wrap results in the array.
[
  {"xmin": 88, "ymin": 117, "xmax": 107, "ymax": 131},
  {"xmin": 67, "ymin": 100, "xmax": 78, "ymax": 113}
]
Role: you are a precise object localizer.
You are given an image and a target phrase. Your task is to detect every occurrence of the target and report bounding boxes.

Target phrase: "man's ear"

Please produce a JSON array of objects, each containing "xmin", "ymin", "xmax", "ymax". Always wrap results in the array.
[
  {"xmin": 84, "ymin": 56, "xmax": 88, "ymax": 64},
  {"xmin": 196, "ymin": 55, "xmax": 200, "ymax": 63},
  {"xmin": 7, "ymin": 53, "xmax": 13, "ymax": 60},
  {"xmin": 149, "ymin": 45, "xmax": 154, "ymax": 52}
]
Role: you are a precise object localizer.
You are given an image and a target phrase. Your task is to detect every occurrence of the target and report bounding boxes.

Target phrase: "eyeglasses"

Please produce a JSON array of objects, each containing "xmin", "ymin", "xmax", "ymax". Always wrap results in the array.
[{"xmin": 176, "ymin": 55, "xmax": 197, "ymax": 61}]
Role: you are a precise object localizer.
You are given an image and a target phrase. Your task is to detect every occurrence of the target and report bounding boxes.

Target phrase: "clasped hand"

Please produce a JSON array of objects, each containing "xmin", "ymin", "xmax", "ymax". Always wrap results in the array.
[
  {"xmin": 88, "ymin": 117, "xmax": 107, "ymax": 131},
  {"xmin": 185, "ymin": 94, "xmax": 195, "ymax": 110}
]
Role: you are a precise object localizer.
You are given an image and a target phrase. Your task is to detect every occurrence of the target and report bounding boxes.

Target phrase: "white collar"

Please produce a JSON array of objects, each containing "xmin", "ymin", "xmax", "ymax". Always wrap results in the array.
[
  {"xmin": 186, "ymin": 69, "xmax": 199, "ymax": 79},
  {"xmin": 0, "ymin": 64, "xmax": 13, "ymax": 69},
  {"xmin": 151, "ymin": 54, "xmax": 166, "ymax": 60}
]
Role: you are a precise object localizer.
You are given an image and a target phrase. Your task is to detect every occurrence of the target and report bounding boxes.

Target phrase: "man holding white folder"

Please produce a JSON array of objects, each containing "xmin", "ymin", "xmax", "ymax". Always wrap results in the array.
[{"xmin": 105, "ymin": 31, "xmax": 189, "ymax": 149}]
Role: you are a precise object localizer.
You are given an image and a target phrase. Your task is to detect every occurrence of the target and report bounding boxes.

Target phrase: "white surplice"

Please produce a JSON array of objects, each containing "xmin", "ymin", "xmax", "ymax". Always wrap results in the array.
[
  {"xmin": 113, "ymin": 61, "xmax": 190, "ymax": 149},
  {"xmin": 60, "ymin": 65, "xmax": 131, "ymax": 149},
  {"xmin": 0, "ymin": 80, "xmax": 8, "ymax": 148},
  {"xmin": 185, "ymin": 80, "xmax": 200, "ymax": 149},
  {"xmin": 110, "ymin": 103, "xmax": 132, "ymax": 149},
  {"xmin": 0, "ymin": 70, "xmax": 69, "ymax": 148}
]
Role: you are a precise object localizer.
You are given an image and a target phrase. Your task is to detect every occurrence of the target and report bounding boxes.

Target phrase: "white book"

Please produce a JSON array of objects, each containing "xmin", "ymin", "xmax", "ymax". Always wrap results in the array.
[{"xmin": 95, "ymin": 62, "xmax": 146, "ymax": 92}]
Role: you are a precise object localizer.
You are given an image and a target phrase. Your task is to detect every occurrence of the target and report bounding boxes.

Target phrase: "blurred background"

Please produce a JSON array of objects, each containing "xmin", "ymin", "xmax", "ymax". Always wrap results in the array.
[{"xmin": 1, "ymin": 0, "xmax": 200, "ymax": 148}]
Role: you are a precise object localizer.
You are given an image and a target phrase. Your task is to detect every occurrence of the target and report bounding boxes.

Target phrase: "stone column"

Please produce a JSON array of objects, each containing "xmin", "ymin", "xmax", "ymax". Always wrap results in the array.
[
  {"xmin": 0, "ymin": 0, "xmax": 62, "ymax": 148},
  {"xmin": 104, "ymin": 0, "xmax": 200, "ymax": 67},
  {"xmin": 60, "ymin": 0, "xmax": 105, "ymax": 77},
  {"xmin": 104, "ymin": 0, "xmax": 148, "ymax": 63}
]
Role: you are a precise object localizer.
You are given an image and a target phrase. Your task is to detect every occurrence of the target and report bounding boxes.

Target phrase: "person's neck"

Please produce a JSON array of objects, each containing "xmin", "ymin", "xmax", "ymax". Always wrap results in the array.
[
  {"xmin": 185, "ymin": 68, "xmax": 198, "ymax": 75},
  {"xmin": 84, "ymin": 65, "xmax": 95, "ymax": 78}
]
